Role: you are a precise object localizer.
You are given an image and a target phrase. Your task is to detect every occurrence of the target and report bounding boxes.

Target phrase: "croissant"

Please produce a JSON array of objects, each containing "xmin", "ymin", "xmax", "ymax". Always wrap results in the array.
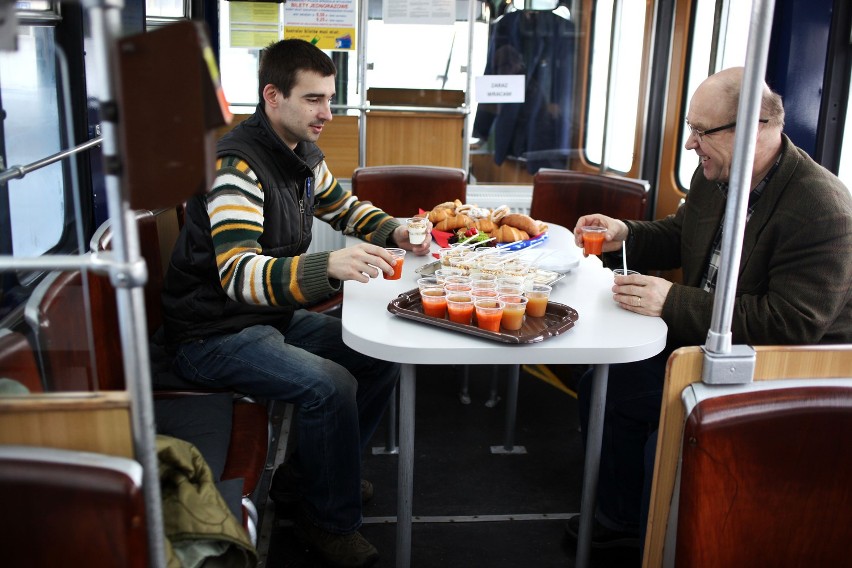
[
  {"xmin": 474, "ymin": 218, "xmax": 497, "ymax": 233},
  {"xmin": 490, "ymin": 225, "xmax": 529, "ymax": 243},
  {"xmin": 500, "ymin": 213, "xmax": 541, "ymax": 236},
  {"xmin": 428, "ymin": 208, "xmax": 454, "ymax": 224},
  {"xmin": 435, "ymin": 213, "xmax": 474, "ymax": 232},
  {"xmin": 491, "ymin": 205, "xmax": 510, "ymax": 223}
]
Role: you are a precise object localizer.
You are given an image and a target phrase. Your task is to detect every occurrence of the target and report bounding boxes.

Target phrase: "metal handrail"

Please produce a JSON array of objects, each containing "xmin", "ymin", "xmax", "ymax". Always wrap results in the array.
[{"xmin": 0, "ymin": 137, "xmax": 102, "ymax": 185}]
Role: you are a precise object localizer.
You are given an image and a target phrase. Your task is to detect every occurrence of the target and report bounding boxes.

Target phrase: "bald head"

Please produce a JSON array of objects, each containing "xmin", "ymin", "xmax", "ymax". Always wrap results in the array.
[{"xmin": 698, "ymin": 67, "xmax": 785, "ymax": 129}]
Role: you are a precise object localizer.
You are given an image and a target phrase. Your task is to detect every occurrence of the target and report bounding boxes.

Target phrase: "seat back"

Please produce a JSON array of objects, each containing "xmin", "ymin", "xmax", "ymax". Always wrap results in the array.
[
  {"xmin": 530, "ymin": 169, "xmax": 649, "ymax": 230},
  {"xmin": 644, "ymin": 345, "xmax": 852, "ymax": 567},
  {"xmin": 24, "ymin": 270, "xmax": 125, "ymax": 391},
  {"xmin": 0, "ymin": 328, "xmax": 43, "ymax": 393},
  {"xmin": 0, "ymin": 445, "xmax": 147, "ymax": 568},
  {"xmin": 351, "ymin": 165, "xmax": 467, "ymax": 217}
]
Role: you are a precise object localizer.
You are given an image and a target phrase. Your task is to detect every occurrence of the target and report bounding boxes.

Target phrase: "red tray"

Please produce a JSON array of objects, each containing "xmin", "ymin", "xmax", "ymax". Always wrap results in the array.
[{"xmin": 387, "ymin": 288, "xmax": 578, "ymax": 344}]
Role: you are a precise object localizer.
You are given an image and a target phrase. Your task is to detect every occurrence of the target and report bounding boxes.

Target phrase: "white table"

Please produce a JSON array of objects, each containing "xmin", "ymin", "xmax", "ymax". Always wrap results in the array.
[{"xmin": 341, "ymin": 224, "xmax": 667, "ymax": 568}]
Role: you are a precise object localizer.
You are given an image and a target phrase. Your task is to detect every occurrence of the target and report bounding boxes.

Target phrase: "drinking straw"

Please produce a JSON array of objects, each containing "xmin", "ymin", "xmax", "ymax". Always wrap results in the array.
[{"xmin": 622, "ymin": 241, "xmax": 628, "ymax": 274}]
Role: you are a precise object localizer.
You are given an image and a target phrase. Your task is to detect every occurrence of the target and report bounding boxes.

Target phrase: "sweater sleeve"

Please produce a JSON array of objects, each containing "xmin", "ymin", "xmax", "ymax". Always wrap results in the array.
[
  {"xmin": 208, "ymin": 156, "xmax": 338, "ymax": 307},
  {"xmin": 311, "ymin": 160, "xmax": 400, "ymax": 247}
]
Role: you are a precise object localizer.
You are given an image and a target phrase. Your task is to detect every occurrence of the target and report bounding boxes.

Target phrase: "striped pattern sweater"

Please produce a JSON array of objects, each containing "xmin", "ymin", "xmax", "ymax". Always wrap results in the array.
[{"xmin": 210, "ymin": 155, "xmax": 400, "ymax": 307}]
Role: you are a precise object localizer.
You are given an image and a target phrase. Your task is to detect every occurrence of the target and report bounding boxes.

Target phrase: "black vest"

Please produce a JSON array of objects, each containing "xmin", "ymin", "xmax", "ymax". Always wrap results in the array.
[{"xmin": 162, "ymin": 107, "xmax": 324, "ymax": 347}]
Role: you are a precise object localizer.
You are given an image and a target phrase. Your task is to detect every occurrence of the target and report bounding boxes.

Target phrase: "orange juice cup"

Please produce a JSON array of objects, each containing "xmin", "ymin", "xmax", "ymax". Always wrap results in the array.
[
  {"xmin": 581, "ymin": 226, "xmax": 607, "ymax": 256},
  {"xmin": 420, "ymin": 288, "xmax": 448, "ymax": 318},
  {"xmin": 383, "ymin": 248, "xmax": 406, "ymax": 280},
  {"xmin": 474, "ymin": 299, "xmax": 505, "ymax": 332},
  {"xmin": 446, "ymin": 294, "xmax": 475, "ymax": 325},
  {"xmin": 524, "ymin": 283, "xmax": 552, "ymax": 317},
  {"xmin": 498, "ymin": 295, "xmax": 528, "ymax": 331}
]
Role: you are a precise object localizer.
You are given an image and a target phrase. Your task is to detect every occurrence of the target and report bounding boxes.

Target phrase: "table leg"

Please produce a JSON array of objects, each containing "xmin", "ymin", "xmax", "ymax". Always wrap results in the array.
[
  {"xmin": 396, "ymin": 363, "xmax": 416, "ymax": 568},
  {"xmin": 490, "ymin": 364, "xmax": 526, "ymax": 455},
  {"xmin": 576, "ymin": 363, "xmax": 609, "ymax": 568}
]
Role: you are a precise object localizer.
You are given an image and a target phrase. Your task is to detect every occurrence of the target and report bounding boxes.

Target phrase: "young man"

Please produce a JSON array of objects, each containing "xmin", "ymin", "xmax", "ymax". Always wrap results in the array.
[
  {"xmin": 566, "ymin": 67, "xmax": 852, "ymax": 550},
  {"xmin": 162, "ymin": 39, "xmax": 432, "ymax": 568}
]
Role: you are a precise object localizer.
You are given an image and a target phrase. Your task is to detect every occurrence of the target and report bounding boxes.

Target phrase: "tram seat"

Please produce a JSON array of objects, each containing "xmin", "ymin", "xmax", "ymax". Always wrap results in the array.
[
  {"xmin": 0, "ymin": 445, "xmax": 148, "ymax": 567},
  {"xmin": 530, "ymin": 169, "xmax": 650, "ymax": 230},
  {"xmin": 644, "ymin": 345, "xmax": 852, "ymax": 567},
  {"xmin": 0, "ymin": 328, "xmax": 43, "ymax": 393},
  {"xmin": 351, "ymin": 164, "xmax": 468, "ymax": 217}
]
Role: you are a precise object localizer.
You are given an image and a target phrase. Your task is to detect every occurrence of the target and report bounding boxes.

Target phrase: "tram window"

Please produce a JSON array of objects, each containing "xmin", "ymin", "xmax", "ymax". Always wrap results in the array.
[
  {"xmin": 0, "ymin": 25, "xmax": 65, "ymax": 257},
  {"xmin": 839, "ymin": 73, "xmax": 852, "ymax": 190},
  {"xmin": 146, "ymin": 0, "xmax": 185, "ymax": 18},
  {"xmin": 676, "ymin": 0, "xmax": 753, "ymax": 190}
]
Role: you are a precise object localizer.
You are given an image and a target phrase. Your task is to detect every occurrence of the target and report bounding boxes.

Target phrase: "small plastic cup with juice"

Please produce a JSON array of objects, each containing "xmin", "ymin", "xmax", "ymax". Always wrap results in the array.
[
  {"xmin": 524, "ymin": 283, "xmax": 552, "ymax": 317},
  {"xmin": 498, "ymin": 295, "xmax": 528, "ymax": 331},
  {"xmin": 581, "ymin": 226, "xmax": 607, "ymax": 256},
  {"xmin": 383, "ymin": 247, "xmax": 407, "ymax": 280},
  {"xmin": 446, "ymin": 294, "xmax": 475, "ymax": 325},
  {"xmin": 474, "ymin": 299, "xmax": 505, "ymax": 332},
  {"xmin": 420, "ymin": 288, "xmax": 448, "ymax": 318}
]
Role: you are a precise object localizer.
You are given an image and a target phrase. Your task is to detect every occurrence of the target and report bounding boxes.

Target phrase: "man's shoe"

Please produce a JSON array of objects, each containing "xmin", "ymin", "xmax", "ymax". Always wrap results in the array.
[
  {"xmin": 270, "ymin": 464, "xmax": 374, "ymax": 505},
  {"xmin": 294, "ymin": 517, "xmax": 379, "ymax": 568},
  {"xmin": 564, "ymin": 514, "xmax": 641, "ymax": 549}
]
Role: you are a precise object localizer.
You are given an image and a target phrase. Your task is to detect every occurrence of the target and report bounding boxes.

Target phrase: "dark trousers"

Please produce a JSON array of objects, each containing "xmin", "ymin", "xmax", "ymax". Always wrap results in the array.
[{"xmin": 577, "ymin": 351, "xmax": 669, "ymax": 536}]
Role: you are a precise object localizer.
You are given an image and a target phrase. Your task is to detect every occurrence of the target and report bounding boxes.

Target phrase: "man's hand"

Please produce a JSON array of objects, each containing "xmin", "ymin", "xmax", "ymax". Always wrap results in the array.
[
  {"xmin": 612, "ymin": 272, "xmax": 673, "ymax": 316},
  {"xmin": 573, "ymin": 214, "xmax": 629, "ymax": 256},
  {"xmin": 392, "ymin": 223, "xmax": 433, "ymax": 256},
  {"xmin": 328, "ymin": 243, "xmax": 396, "ymax": 283}
]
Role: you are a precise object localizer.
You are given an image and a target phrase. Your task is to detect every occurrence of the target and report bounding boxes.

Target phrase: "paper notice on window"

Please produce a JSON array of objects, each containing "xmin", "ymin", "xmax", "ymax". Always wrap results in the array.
[
  {"xmin": 475, "ymin": 75, "xmax": 526, "ymax": 103},
  {"xmin": 283, "ymin": 0, "xmax": 358, "ymax": 50},
  {"xmin": 383, "ymin": 0, "xmax": 454, "ymax": 25}
]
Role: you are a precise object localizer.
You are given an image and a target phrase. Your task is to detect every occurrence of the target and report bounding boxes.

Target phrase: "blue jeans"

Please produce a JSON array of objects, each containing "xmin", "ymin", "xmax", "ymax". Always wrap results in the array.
[
  {"xmin": 173, "ymin": 310, "xmax": 400, "ymax": 534},
  {"xmin": 577, "ymin": 351, "xmax": 669, "ymax": 536}
]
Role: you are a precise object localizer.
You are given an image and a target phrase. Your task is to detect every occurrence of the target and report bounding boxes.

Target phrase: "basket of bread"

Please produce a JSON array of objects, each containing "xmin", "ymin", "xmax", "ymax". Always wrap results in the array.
[{"xmin": 426, "ymin": 199, "xmax": 548, "ymax": 247}]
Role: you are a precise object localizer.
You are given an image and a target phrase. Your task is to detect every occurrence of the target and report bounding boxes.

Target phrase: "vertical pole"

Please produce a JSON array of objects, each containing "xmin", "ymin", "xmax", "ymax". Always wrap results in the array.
[
  {"xmin": 84, "ymin": 1, "xmax": 166, "ymax": 566},
  {"xmin": 396, "ymin": 363, "xmax": 416, "ymax": 568},
  {"xmin": 704, "ymin": 0, "xmax": 776, "ymax": 356},
  {"xmin": 357, "ymin": 0, "xmax": 368, "ymax": 167}
]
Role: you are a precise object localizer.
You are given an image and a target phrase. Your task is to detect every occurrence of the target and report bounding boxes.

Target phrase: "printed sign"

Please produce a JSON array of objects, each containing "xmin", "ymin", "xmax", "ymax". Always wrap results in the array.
[{"xmin": 475, "ymin": 75, "xmax": 526, "ymax": 103}]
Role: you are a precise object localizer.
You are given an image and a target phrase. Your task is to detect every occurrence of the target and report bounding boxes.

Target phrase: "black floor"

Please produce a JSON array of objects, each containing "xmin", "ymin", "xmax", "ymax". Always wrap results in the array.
[{"xmin": 261, "ymin": 364, "xmax": 641, "ymax": 568}]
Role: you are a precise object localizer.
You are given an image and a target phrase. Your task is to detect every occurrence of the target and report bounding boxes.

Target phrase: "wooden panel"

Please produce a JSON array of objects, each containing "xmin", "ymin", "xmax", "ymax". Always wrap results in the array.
[
  {"xmin": 367, "ymin": 87, "xmax": 464, "ymax": 108},
  {"xmin": 318, "ymin": 115, "xmax": 360, "ymax": 179},
  {"xmin": 366, "ymin": 112, "xmax": 463, "ymax": 168},
  {"xmin": 644, "ymin": 345, "xmax": 852, "ymax": 567},
  {"xmin": 0, "ymin": 392, "xmax": 135, "ymax": 458}
]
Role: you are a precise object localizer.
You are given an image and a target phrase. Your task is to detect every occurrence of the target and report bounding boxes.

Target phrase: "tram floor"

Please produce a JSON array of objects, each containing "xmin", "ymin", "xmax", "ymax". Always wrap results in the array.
[{"xmin": 259, "ymin": 364, "xmax": 641, "ymax": 568}]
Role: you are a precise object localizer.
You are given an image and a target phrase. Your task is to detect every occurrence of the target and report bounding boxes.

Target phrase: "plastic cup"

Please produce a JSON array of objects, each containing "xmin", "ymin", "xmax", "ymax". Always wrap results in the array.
[
  {"xmin": 581, "ymin": 226, "xmax": 608, "ymax": 256},
  {"xmin": 446, "ymin": 293, "xmax": 475, "ymax": 325},
  {"xmin": 470, "ymin": 279, "xmax": 497, "ymax": 291},
  {"xmin": 524, "ymin": 283, "xmax": 552, "ymax": 317},
  {"xmin": 420, "ymin": 287, "xmax": 448, "ymax": 318},
  {"xmin": 498, "ymin": 294, "xmax": 528, "ymax": 331},
  {"xmin": 612, "ymin": 269, "xmax": 641, "ymax": 278},
  {"xmin": 434, "ymin": 268, "xmax": 463, "ymax": 285},
  {"xmin": 474, "ymin": 299, "xmax": 505, "ymax": 332},
  {"xmin": 417, "ymin": 277, "xmax": 440, "ymax": 292},
  {"xmin": 383, "ymin": 248, "xmax": 407, "ymax": 280},
  {"xmin": 496, "ymin": 284, "xmax": 524, "ymax": 297},
  {"xmin": 407, "ymin": 216, "xmax": 428, "ymax": 245}
]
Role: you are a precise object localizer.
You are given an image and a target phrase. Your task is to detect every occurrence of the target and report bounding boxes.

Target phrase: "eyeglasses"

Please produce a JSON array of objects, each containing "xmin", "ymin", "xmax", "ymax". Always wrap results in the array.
[{"xmin": 686, "ymin": 118, "xmax": 769, "ymax": 140}]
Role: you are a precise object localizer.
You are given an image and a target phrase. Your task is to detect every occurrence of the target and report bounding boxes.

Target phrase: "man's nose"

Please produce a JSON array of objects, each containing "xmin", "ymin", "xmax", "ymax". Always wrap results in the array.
[
  {"xmin": 318, "ymin": 100, "xmax": 333, "ymax": 121},
  {"xmin": 684, "ymin": 131, "xmax": 699, "ymax": 150}
]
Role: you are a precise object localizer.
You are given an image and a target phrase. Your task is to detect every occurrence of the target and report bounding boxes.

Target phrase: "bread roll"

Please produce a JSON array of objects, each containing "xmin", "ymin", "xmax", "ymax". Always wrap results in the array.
[
  {"xmin": 490, "ymin": 225, "xmax": 529, "ymax": 243},
  {"xmin": 491, "ymin": 205, "xmax": 510, "ymax": 223},
  {"xmin": 500, "ymin": 213, "xmax": 540, "ymax": 236}
]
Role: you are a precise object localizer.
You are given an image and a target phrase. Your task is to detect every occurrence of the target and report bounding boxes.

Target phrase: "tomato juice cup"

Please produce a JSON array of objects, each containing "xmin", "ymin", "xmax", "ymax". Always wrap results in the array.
[
  {"xmin": 474, "ymin": 299, "xmax": 505, "ymax": 332},
  {"xmin": 581, "ymin": 226, "xmax": 607, "ymax": 256},
  {"xmin": 498, "ymin": 295, "xmax": 528, "ymax": 331},
  {"xmin": 524, "ymin": 283, "xmax": 552, "ymax": 317},
  {"xmin": 446, "ymin": 293, "xmax": 475, "ymax": 325},
  {"xmin": 383, "ymin": 248, "xmax": 406, "ymax": 280},
  {"xmin": 420, "ymin": 287, "xmax": 448, "ymax": 318},
  {"xmin": 417, "ymin": 277, "xmax": 440, "ymax": 292}
]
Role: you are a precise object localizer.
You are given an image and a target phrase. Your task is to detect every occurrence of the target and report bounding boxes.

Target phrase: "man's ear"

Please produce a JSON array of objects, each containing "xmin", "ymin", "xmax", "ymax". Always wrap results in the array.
[{"xmin": 261, "ymin": 84, "xmax": 279, "ymax": 107}]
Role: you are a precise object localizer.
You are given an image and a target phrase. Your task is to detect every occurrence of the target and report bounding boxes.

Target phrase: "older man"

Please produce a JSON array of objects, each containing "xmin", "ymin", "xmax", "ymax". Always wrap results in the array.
[{"xmin": 565, "ymin": 67, "xmax": 852, "ymax": 550}]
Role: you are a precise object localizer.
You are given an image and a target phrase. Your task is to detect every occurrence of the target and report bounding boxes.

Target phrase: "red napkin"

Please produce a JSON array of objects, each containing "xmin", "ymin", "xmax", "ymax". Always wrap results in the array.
[{"xmin": 431, "ymin": 229, "xmax": 453, "ymax": 250}]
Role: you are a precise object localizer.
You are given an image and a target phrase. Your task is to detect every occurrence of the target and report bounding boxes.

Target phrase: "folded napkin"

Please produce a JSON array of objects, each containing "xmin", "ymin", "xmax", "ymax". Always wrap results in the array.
[{"xmin": 431, "ymin": 229, "xmax": 454, "ymax": 250}]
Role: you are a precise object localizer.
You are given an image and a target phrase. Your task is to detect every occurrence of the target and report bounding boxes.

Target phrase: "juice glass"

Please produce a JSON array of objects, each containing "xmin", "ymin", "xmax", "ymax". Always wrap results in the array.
[
  {"xmin": 446, "ymin": 294, "xmax": 475, "ymax": 325},
  {"xmin": 474, "ymin": 299, "xmax": 505, "ymax": 333},
  {"xmin": 420, "ymin": 288, "xmax": 448, "ymax": 319},
  {"xmin": 524, "ymin": 283, "xmax": 552, "ymax": 317},
  {"xmin": 498, "ymin": 295, "xmax": 528, "ymax": 331},
  {"xmin": 383, "ymin": 248, "xmax": 406, "ymax": 280},
  {"xmin": 581, "ymin": 226, "xmax": 607, "ymax": 256}
]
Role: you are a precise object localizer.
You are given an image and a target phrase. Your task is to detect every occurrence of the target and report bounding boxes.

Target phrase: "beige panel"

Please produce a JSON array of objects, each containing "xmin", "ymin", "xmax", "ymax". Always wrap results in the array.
[
  {"xmin": 365, "ymin": 112, "xmax": 464, "ymax": 168},
  {"xmin": 0, "ymin": 392, "xmax": 135, "ymax": 458}
]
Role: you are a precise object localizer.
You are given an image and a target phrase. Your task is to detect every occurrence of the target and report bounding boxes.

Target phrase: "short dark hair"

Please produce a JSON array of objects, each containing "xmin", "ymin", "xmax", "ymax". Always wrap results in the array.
[{"xmin": 258, "ymin": 39, "xmax": 337, "ymax": 102}]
